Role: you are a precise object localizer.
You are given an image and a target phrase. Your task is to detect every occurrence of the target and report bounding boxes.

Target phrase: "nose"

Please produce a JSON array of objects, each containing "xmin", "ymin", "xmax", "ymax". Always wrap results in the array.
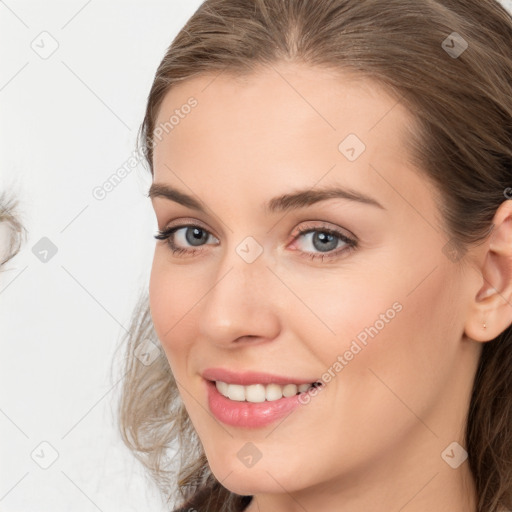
[{"xmin": 197, "ymin": 244, "xmax": 281, "ymax": 348}]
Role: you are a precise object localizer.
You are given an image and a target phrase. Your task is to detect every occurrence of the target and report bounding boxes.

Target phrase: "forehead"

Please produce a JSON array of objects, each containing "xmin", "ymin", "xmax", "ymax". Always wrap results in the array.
[
  {"xmin": 153, "ymin": 62, "xmax": 414, "ymax": 162},
  {"xmin": 151, "ymin": 63, "xmax": 431, "ymax": 217},
  {"xmin": 153, "ymin": 63, "xmax": 407, "ymax": 135}
]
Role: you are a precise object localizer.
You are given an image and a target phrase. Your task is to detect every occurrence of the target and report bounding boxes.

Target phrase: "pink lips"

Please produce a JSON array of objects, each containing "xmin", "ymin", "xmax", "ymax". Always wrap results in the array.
[
  {"xmin": 202, "ymin": 367, "xmax": 320, "ymax": 428},
  {"xmin": 205, "ymin": 379, "xmax": 305, "ymax": 428},
  {"xmin": 201, "ymin": 367, "xmax": 317, "ymax": 386}
]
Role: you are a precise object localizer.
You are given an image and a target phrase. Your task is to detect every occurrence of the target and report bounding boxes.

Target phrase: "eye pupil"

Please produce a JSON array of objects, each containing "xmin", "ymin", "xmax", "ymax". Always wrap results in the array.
[
  {"xmin": 186, "ymin": 227, "xmax": 208, "ymax": 246},
  {"xmin": 313, "ymin": 232, "xmax": 337, "ymax": 252}
]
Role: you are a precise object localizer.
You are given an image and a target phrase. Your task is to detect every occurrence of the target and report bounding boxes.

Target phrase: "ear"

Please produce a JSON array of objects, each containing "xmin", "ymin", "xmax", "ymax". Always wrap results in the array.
[{"xmin": 464, "ymin": 199, "xmax": 512, "ymax": 342}]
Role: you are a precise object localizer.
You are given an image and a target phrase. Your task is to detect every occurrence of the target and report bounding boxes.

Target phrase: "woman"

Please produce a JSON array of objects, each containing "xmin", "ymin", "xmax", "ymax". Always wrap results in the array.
[{"xmin": 118, "ymin": 1, "xmax": 512, "ymax": 510}]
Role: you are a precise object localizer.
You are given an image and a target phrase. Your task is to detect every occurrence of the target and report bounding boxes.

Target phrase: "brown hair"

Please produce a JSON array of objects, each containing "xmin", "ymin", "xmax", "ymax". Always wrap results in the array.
[{"xmin": 116, "ymin": 1, "xmax": 512, "ymax": 510}]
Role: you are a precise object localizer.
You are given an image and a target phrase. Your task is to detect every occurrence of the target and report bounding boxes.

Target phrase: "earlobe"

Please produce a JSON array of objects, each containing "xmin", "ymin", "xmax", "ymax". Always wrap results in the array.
[{"xmin": 464, "ymin": 199, "xmax": 512, "ymax": 343}]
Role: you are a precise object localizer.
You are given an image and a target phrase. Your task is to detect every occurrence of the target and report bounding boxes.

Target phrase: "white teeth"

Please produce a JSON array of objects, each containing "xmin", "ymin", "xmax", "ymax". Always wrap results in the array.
[
  {"xmin": 265, "ymin": 383, "xmax": 284, "ymax": 401},
  {"xmin": 215, "ymin": 380, "xmax": 316, "ymax": 402},
  {"xmin": 282, "ymin": 384, "xmax": 298, "ymax": 397},
  {"xmin": 215, "ymin": 380, "xmax": 229, "ymax": 396},
  {"xmin": 227, "ymin": 383, "xmax": 245, "ymax": 401},
  {"xmin": 245, "ymin": 384, "xmax": 266, "ymax": 403}
]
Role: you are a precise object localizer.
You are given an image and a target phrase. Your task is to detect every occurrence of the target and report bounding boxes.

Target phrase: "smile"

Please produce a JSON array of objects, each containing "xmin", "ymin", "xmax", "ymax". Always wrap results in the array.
[
  {"xmin": 214, "ymin": 380, "xmax": 321, "ymax": 403},
  {"xmin": 205, "ymin": 379, "xmax": 324, "ymax": 428}
]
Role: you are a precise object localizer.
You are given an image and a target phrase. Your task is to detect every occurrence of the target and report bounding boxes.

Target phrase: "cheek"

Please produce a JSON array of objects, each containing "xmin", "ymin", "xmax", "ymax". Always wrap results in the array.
[
  {"xmin": 276, "ymin": 263, "xmax": 404, "ymax": 372},
  {"xmin": 293, "ymin": 270, "xmax": 457, "ymax": 477},
  {"xmin": 311, "ymin": 232, "xmax": 460, "ymax": 373},
  {"xmin": 294, "ymin": 247, "xmax": 461, "ymax": 420},
  {"xmin": 148, "ymin": 255, "xmax": 200, "ymax": 366},
  {"xmin": 330, "ymin": 261, "xmax": 462, "ymax": 433}
]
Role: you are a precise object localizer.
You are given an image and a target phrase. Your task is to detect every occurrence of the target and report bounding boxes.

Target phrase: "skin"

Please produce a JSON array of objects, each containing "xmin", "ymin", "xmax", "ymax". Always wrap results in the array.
[{"xmin": 148, "ymin": 62, "xmax": 512, "ymax": 512}]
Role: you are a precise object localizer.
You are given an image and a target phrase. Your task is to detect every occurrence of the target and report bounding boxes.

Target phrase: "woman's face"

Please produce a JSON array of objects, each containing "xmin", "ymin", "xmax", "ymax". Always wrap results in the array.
[{"xmin": 149, "ymin": 63, "xmax": 481, "ymax": 507}]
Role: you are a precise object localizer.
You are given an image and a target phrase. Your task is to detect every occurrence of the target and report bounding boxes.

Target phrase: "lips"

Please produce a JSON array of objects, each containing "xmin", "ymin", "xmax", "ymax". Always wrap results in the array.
[
  {"xmin": 201, "ymin": 367, "xmax": 319, "ymax": 386},
  {"xmin": 202, "ymin": 368, "xmax": 324, "ymax": 428},
  {"xmin": 205, "ymin": 379, "xmax": 306, "ymax": 427}
]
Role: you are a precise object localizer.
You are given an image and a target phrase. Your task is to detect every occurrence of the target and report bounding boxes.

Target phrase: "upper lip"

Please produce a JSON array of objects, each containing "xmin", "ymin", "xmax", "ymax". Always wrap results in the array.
[{"xmin": 202, "ymin": 367, "xmax": 318, "ymax": 386}]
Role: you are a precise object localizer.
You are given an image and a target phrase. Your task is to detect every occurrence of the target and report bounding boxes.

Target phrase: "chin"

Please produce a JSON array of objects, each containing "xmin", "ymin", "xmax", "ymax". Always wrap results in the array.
[
  {"xmin": 207, "ymin": 454, "xmax": 306, "ymax": 496},
  {"xmin": 214, "ymin": 470, "xmax": 282, "ymax": 496}
]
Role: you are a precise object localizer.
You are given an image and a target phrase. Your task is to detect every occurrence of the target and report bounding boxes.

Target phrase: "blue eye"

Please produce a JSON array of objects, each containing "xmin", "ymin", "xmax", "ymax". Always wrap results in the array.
[
  {"xmin": 154, "ymin": 223, "xmax": 357, "ymax": 261},
  {"xmin": 291, "ymin": 225, "xmax": 357, "ymax": 262},
  {"xmin": 154, "ymin": 225, "xmax": 217, "ymax": 256}
]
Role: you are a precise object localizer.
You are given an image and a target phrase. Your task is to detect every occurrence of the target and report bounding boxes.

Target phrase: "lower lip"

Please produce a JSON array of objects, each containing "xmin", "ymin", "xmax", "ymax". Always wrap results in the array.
[{"xmin": 206, "ymin": 380, "xmax": 311, "ymax": 428}]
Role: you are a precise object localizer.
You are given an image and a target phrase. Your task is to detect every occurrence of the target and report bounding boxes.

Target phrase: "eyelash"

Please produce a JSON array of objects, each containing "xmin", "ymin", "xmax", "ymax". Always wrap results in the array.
[{"xmin": 154, "ymin": 222, "xmax": 358, "ymax": 262}]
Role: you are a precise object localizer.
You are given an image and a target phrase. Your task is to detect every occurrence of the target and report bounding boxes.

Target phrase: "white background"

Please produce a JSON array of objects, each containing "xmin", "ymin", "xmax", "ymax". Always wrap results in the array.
[
  {"xmin": 1, "ymin": 1, "xmax": 511, "ymax": 511},
  {"xmin": 0, "ymin": 1, "xmax": 202, "ymax": 511}
]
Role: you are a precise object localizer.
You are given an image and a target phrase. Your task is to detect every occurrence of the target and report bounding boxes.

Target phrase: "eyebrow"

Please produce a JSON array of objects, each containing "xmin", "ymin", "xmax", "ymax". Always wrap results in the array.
[{"xmin": 148, "ymin": 182, "xmax": 385, "ymax": 213}]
